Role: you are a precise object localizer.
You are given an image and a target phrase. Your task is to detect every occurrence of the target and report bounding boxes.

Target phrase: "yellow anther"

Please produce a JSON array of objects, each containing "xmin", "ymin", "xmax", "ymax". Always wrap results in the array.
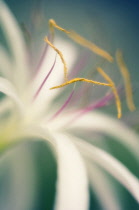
[
  {"xmin": 49, "ymin": 19, "xmax": 70, "ymax": 35},
  {"xmin": 50, "ymin": 77, "xmax": 112, "ymax": 90},
  {"xmin": 48, "ymin": 19, "xmax": 113, "ymax": 62},
  {"xmin": 68, "ymin": 31, "xmax": 113, "ymax": 62},
  {"xmin": 97, "ymin": 67, "xmax": 122, "ymax": 119},
  {"xmin": 116, "ymin": 50, "xmax": 136, "ymax": 111},
  {"xmin": 44, "ymin": 36, "xmax": 68, "ymax": 82}
]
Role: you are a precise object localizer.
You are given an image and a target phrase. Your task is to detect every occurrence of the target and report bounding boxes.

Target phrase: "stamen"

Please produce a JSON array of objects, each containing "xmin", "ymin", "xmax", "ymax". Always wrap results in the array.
[
  {"xmin": 68, "ymin": 31, "xmax": 113, "ymax": 62},
  {"xmin": 116, "ymin": 50, "xmax": 136, "ymax": 111},
  {"xmin": 44, "ymin": 36, "xmax": 68, "ymax": 82},
  {"xmin": 97, "ymin": 67, "xmax": 122, "ymax": 118},
  {"xmin": 48, "ymin": 19, "xmax": 113, "ymax": 62},
  {"xmin": 46, "ymin": 19, "xmax": 121, "ymax": 118},
  {"xmin": 50, "ymin": 77, "xmax": 112, "ymax": 90},
  {"xmin": 49, "ymin": 19, "xmax": 70, "ymax": 35},
  {"xmin": 33, "ymin": 54, "xmax": 57, "ymax": 100}
]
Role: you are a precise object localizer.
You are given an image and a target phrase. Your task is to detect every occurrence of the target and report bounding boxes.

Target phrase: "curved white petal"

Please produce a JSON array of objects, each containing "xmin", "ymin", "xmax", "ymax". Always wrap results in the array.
[
  {"xmin": 53, "ymin": 133, "xmax": 89, "ymax": 210},
  {"xmin": 0, "ymin": 45, "xmax": 12, "ymax": 79},
  {"xmin": 87, "ymin": 163, "xmax": 121, "ymax": 210},
  {"xmin": 22, "ymin": 124, "xmax": 56, "ymax": 147},
  {"xmin": 0, "ymin": 1, "xmax": 29, "ymax": 90},
  {"xmin": 75, "ymin": 137, "xmax": 139, "ymax": 202},
  {"xmin": 0, "ymin": 98, "xmax": 12, "ymax": 115},
  {"xmin": 0, "ymin": 143, "xmax": 37, "ymax": 210},
  {"xmin": 0, "ymin": 77, "xmax": 24, "ymax": 112},
  {"xmin": 23, "ymin": 127, "xmax": 89, "ymax": 210},
  {"xmin": 64, "ymin": 111, "xmax": 139, "ymax": 160}
]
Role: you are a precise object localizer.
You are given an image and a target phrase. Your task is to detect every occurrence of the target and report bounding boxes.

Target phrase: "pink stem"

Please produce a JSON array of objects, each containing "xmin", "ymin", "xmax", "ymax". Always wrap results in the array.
[
  {"xmin": 33, "ymin": 54, "xmax": 57, "ymax": 100},
  {"xmin": 49, "ymin": 90, "xmax": 74, "ymax": 121}
]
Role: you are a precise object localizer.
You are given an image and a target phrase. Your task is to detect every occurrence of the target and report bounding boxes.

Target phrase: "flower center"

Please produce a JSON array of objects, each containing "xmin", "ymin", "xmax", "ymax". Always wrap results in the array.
[{"xmin": 32, "ymin": 19, "xmax": 136, "ymax": 120}]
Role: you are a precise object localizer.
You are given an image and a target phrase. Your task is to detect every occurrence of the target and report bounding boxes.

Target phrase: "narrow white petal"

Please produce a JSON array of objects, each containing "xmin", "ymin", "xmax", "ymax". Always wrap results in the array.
[
  {"xmin": 23, "ymin": 124, "xmax": 56, "ymax": 147},
  {"xmin": 0, "ymin": 1, "xmax": 29, "ymax": 90},
  {"xmin": 75, "ymin": 137, "xmax": 139, "ymax": 202},
  {"xmin": 0, "ymin": 144, "xmax": 37, "ymax": 210},
  {"xmin": 53, "ymin": 133, "xmax": 89, "ymax": 210},
  {"xmin": 87, "ymin": 163, "xmax": 121, "ymax": 210},
  {"xmin": 0, "ymin": 77, "xmax": 24, "ymax": 112},
  {"xmin": 23, "ymin": 127, "xmax": 89, "ymax": 210},
  {"xmin": 0, "ymin": 45, "xmax": 12, "ymax": 79},
  {"xmin": 68, "ymin": 111, "xmax": 139, "ymax": 160},
  {"xmin": 0, "ymin": 98, "xmax": 12, "ymax": 115}
]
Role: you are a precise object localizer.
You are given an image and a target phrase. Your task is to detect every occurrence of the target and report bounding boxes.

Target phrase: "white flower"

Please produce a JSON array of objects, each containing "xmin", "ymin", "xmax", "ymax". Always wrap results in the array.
[{"xmin": 0, "ymin": 1, "xmax": 139, "ymax": 210}]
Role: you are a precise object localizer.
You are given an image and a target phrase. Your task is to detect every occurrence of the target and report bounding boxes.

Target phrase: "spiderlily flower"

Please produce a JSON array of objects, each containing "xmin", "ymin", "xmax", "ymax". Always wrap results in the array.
[{"xmin": 0, "ymin": 1, "xmax": 139, "ymax": 210}]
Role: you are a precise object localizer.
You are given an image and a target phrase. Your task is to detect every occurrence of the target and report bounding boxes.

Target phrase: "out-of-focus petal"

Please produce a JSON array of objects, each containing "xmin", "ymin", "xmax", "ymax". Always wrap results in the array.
[
  {"xmin": 87, "ymin": 163, "xmax": 121, "ymax": 210},
  {"xmin": 0, "ymin": 45, "xmax": 12, "ymax": 79},
  {"xmin": 22, "ymin": 124, "xmax": 56, "ymax": 147},
  {"xmin": 0, "ymin": 98, "xmax": 12, "ymax": 115},
  {"xmin": 0, "ymin": 77, "xmax": 24, "ymax": 112},
  {"xmin": 23, "ymin": 127, "xmax": 89, "ymax": 210},
  {"xmin": 53, "ymin": 133, "xmax": 89, "ymax": 210},
  {"xmin": 0, "ymin": 143, "xmax": 37, "ymax": 210},
  {"xmin": 66, "ymin": 111, "xmax": 139, "ymax": 160},
  {"xmin": 0, "ymin": 1, "xmax": 29, "ymax": 91},
  {"xmin": 75, "ymin": 137, "xmax": 139, "ymax": 202}
]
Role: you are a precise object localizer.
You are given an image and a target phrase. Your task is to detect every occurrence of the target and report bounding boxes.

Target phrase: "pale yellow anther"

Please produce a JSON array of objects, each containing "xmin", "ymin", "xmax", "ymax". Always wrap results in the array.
[
  {"xmin": 68, "ymin": 31, "xmax": 114, "ymax": 63},
  {"xmin": 49, "ymin": 19, "xmax": 70, "ymax": 35},
  {"xmin": 48, "ymin": 19, "xmax": 113, "ymax": 62},
  {"xmin": 116, "ymin": 50, "xmax": 136, "ymax": 112},
  {"xmin": 97, "ymin": 67, "xmax": 122, "ymax": 119},
  {"xmin": 44, "ymin": 36, "xmax": 68, "ymax": 82},
  {"xmin": 50, "ymin": 77, "xmax": 112, "ymax": 90}
]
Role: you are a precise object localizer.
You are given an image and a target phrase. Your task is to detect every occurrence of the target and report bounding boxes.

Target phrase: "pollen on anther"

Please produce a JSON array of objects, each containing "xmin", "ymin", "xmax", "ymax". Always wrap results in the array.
[
  {"xmin": 50, "ymin": 77, "xmax": 112, "ymax": 90},
  {"xmin": 48, "ymin": 19, "xmax": 113, "ymax": 62},
  {"xmin": 44, "ymin": 36, "xmax": 68, "ymax": 82},
  {"xmin": 116, "ymin": 50, "xmax": 136, "ymax": 112},
  {"xmin": 97, "ymin": 67, "xmax": 122, "ymax": 119}
]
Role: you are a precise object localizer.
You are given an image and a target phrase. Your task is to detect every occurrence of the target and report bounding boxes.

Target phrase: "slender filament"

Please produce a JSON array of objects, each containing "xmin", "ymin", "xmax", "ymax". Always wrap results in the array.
[
  {"xmin": 116, "ymin": 50, "xmax": 136, "ymax": 111},
  {"xmin": 50, "ymin": 90, "xmax": 74, "ymax": 121},
  {"xmin": 97, "ymin": 67, "xmax": 122, "ymax": 118},
  {"xmin": 44, "ymin": 36, "xmax": 68, "ymax": 82},
  {"xmin": 33, "ymin": 55, "xmax": 57, "ymax": 100}
]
